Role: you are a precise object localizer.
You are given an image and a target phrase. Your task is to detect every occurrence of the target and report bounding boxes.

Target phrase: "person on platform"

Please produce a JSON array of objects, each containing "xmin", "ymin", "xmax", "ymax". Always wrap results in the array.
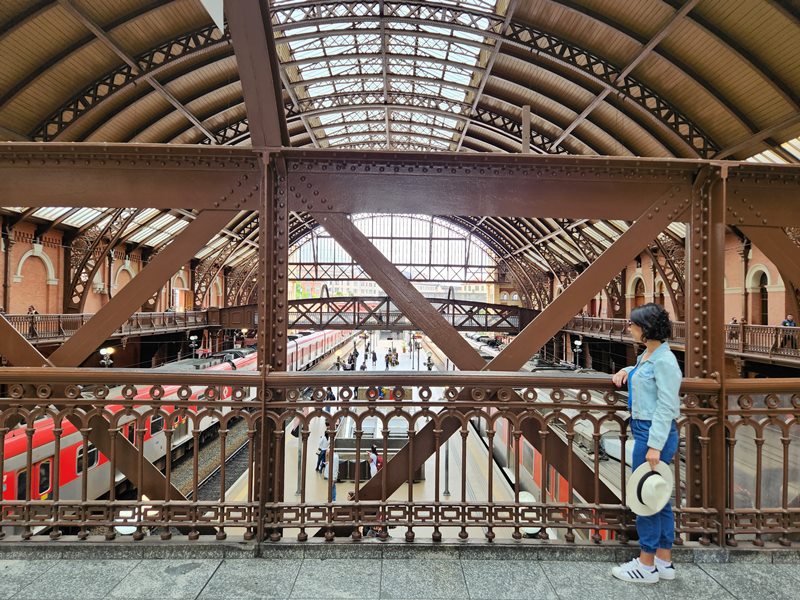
[
  {"xmin": 316, "ymin": 431, "xmax": 329, "ymax": 473},
  {"xmin": 780, "ymin": 314, "xmax": 797, "ymax": 349},
  {"xmin": 610, "ymin": 303, "xmax": 681, "ymax": 584},
  {"xmin": 324, "ymin": 446, "xmax": 340, "ymax": 502}
]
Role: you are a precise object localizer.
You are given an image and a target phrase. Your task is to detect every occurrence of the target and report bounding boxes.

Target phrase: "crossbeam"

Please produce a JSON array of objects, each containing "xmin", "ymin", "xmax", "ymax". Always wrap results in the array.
[{"xmin": 0, "ymin": 143, "xmax": 261, "ymax": 210}]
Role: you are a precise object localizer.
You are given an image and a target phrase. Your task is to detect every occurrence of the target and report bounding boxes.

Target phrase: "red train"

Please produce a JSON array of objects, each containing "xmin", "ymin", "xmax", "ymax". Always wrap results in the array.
[{"xmin": 2, "ymin": 330, "xmax": 352, "ymax": 508}]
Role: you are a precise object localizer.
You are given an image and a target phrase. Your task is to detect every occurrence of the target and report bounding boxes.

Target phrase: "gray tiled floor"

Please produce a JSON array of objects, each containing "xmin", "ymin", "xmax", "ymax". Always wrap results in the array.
[{"xmin": 1, "ymin": 557, "xmax": 797, "ymax": 599}]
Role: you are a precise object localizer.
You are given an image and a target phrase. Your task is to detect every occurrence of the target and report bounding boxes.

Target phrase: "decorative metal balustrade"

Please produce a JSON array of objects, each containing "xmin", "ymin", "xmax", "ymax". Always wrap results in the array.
[
  {"xmin": 1, "ymin": 369, "xmax": 796, "ymax": 548},
  {"xmin": 565, "ymin": 316, "xmax": 800, "ymax": 361},
  {"xmin": 1, "ymin": 311, "xmax": 208, "ymax": 344}
]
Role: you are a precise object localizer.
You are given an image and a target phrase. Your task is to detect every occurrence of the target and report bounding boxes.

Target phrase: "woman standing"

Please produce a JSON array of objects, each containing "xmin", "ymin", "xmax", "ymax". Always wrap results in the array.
[{"xmin": 610, "ymin": 303, "xmax": 681, "ymax": 583}]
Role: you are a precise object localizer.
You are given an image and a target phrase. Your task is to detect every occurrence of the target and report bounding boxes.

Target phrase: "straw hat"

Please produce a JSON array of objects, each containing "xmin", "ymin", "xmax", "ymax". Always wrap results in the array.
[{"xmin": 626, "ymin": 461, "xmax": 674, "ymax": 516}]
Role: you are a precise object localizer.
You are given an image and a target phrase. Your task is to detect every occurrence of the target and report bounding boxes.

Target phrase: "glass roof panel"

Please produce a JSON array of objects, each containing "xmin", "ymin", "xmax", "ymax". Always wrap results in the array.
[
  {"xmin": 63, "ymin": 208, "xmax": 105, "ymax": 228},
  {"xmin": 33, "ymin": 207, "xmax": 72, "ymax": 220},
  {"xmin": 273, "ymin": 0, "xmax": 499, "ymax": 151}
]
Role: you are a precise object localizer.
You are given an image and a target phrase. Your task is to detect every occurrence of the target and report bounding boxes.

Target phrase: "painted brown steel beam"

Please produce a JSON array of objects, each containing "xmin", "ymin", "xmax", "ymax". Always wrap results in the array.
[
  {"xmin": 285, "ymin": 150, "xmax": 696, "ymax": 219},
  {"xmin": 313, "ymin": 212, "xmax": 485, "ymax": 369},
  {"xmin": 49, "ymin": 211, "xmax": 236, "ymax": 366},
  {"xmin": 227, "ymin": 0, "xmax": 289, "ymax": 147},
  {"xmin": 0, "ymin": 143, "xmax": 261, "ymax": 210},
  {"xmin": 493, "ymin": 190, "xmax": 689, "ymax": 367},
  {"xmin": 0, "ymin": 316, "xmax": 53, "ymax": 366}
]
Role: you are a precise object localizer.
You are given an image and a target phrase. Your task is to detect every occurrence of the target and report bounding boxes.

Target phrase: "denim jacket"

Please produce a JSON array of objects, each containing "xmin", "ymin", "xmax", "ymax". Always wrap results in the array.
[{"xmin": 623, "ymin": 343, "xmax": 681, "ymax": 451}]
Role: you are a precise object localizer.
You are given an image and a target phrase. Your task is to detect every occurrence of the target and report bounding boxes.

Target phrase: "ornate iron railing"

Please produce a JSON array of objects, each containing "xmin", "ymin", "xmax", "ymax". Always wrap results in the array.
[
  {"xmin": 565, "ymin": 316, "xmax": 800, "ymax": 359},
  {"xmin": 2, "ymin": 311, "xmax": 208, "ymax": 343},
  {"xmin": 2, "ymin": 369, "xmax": 793, "ymax": 547}
]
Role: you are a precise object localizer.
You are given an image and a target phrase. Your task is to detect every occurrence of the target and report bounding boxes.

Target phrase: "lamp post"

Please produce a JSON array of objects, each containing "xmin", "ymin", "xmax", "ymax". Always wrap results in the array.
[
  {"xmin": 573, "ymin": 338, "xmax": 583, "ymax": 369},
  {"xmin": 189, "ymin": 335, "xmax": 199, "ymax": 359},
  {"xmin": 240, "ymin": 328, "xmax": 248, "ymax": 348},
  {"xmin": 99, "ymin": 347, "xmax": 114, "ymax": 368}
]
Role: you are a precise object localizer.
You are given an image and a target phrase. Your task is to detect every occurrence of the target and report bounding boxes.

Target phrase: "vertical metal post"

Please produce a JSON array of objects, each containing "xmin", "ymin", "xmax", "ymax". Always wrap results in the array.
[
  {"xmin": 443, "ymin": 435, "xmax": 451, "ymax": 496},
  {"xmin": 685, "ymin": 166, "xmax": 726, "ymax": 544},
  {"xmin": 255, "ymin": 154, "xmax": 290, "ymax": 541},
  {"xmin": 708, "ymin": 168, "xmax": 728, "ymax": 544},
  {"xmin": 521, "ymin": 105, "xmax": 531, "ymax": 154}
]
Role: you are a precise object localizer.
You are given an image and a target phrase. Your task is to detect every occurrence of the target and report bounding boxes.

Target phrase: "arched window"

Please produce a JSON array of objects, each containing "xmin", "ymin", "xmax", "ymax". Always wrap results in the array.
[
  {"xmin": 634, "ymin": 279, "xmax": 646, "ymax": 307},
  {"xmin": 500, "ymin": 292, "xmax": 508, "ymax": 301},
  {"xmin": 759, "ymin": 273, "xmax": 769, "ymax": 325},
  {"xmin": 511, "ymin": 292, "xmax": 519, "ymax": 301}
]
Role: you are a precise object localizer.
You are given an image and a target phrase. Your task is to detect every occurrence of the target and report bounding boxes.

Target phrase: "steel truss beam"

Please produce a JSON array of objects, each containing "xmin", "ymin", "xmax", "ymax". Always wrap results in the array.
[
  {"xmin": 283, "ymin": 150, "xmax": 695, "ymax": 219},
  {"xmin": 2, "ymin": 145, "xmax": 800, "ymax": 222},
  {"xmin": 32, "ymin": 23, "xmax": 230, "ymax": 141},
  {"xmin": 0, "ymin": 143, "xmax": 261, "ymax": 210},
  {"xmin": 209, "ymin": 97, "xmax": 567, "ymax": 153},
  {"xmin": 228, "ymin": 0, "xmax": 289, "ymax": 147},
  {"xmin": 287, "ymin": 262, "xmax": 499, "ymax": 283},
  {"xmin": 287, "ymin": 296, "xmax": 527, "ymax": 332}
]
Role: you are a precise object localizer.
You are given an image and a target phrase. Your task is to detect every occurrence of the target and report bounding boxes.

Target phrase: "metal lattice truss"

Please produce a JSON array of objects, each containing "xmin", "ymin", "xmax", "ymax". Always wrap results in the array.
[
  {"xmin": 1, "ymin": 0, "xmax": 799, "ymax": 304},
  {"xmin": 287, "ymin": 295, "xmax": 526, "ymax": 332}
]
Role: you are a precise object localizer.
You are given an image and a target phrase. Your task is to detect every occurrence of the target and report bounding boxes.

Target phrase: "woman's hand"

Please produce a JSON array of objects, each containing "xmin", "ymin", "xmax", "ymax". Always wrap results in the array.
[
  {"xmin": 646, "ymin": 448, "xmax": 661, "ymax": 469},
  {"xmin": 611, "ymin": 369, "xmax": 628, "ymax": 387}
]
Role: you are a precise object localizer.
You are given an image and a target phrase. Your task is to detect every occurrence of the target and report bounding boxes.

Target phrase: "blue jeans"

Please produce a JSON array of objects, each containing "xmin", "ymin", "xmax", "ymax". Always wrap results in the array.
[
  {"xmin": 331, "ymin": 483, "xmax": 337, "ymax": 502},
  {"xmin": 631, "ymin": 418, "xmax": 679, "ymax": 554}
]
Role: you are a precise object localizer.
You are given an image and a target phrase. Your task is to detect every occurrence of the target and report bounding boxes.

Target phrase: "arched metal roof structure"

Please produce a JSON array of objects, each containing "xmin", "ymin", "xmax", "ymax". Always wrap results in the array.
[{"xmin": 1, "ymin": 0, "xmax": 798, "ymax": 305}]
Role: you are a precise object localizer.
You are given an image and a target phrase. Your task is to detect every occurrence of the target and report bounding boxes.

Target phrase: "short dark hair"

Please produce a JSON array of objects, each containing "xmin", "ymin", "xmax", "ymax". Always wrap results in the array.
[{"xmin": 630, "ymin": 303, "xmax": 672, "ymax": 342}]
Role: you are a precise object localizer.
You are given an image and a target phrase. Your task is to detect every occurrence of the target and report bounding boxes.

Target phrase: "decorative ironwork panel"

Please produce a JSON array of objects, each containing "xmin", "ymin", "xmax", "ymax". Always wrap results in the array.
[{"xmin": 64, "ymin": 208, "xmax": 138, "ymax": 313}]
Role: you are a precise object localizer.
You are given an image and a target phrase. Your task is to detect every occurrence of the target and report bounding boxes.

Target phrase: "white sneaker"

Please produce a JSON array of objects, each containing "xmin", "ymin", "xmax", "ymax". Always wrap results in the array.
[
  {"xmin": 611, "ymin": 558, "xmax": 659, "ymax": 584},
  {"xmin": 655, "ymin": 560, "xmax": 676, "ymax": 580}
]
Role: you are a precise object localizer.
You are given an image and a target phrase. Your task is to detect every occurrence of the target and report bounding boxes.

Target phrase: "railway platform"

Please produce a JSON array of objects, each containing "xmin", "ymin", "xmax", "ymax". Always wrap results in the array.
[{"xmin": 0, "ymin": 542, "xmax": 797, "ymax": 599}]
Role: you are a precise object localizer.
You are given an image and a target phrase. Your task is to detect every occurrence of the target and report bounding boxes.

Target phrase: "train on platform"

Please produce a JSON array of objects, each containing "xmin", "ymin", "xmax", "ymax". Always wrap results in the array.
[{"xmin": 1, "ymin": 329, "xmax": 352, "ymax": 509}]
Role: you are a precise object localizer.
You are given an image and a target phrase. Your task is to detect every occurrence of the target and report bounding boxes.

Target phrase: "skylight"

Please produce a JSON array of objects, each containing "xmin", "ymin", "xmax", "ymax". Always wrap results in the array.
[{"xmin": 271, "ymin": 0, "xmax": 500, "ymax": 151}]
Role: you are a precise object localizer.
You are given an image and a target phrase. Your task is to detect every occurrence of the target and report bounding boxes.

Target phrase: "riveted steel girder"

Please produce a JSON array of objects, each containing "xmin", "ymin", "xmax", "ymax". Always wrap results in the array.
[{"xmin": 0, "ymin": 143, "xmax": 262, "ymax": 210}]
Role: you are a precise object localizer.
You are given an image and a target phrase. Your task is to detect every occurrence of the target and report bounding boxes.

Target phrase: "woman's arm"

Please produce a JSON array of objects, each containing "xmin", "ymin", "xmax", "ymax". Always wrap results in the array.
[{"xmin": 647, "ymin": 358, "xmax": 681, "ymax": 451}]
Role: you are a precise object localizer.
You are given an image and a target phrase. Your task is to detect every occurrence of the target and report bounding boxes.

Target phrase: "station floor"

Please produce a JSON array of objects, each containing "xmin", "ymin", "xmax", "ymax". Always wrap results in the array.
[{"xmin": 1, "ymin": 546, "xmax": 798, "ymax": 599}]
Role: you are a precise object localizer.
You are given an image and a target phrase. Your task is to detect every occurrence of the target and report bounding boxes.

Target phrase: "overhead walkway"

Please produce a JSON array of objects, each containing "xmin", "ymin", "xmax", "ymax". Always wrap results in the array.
[{"xmin": 221, "ymin": 297, "xmax": 538, "ymax": 333}]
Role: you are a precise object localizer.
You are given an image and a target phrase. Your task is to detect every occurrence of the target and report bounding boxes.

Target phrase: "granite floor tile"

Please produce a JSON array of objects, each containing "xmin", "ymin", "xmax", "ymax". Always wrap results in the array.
[
  {"xmin": 380, "ymin": 559, "xmax": 467, "ymax": 599},
  {"xmin": 11, "ymin": 559, "xmax": 140, "ymax": 600},
  {"xmin": 641, "ymin": 565, "xmax": 735, "ymax": 600},
  {"xmin": 198, "ymin": 559, "xmax": 301, "ymax": 600},
  {"xmin": 540, "ymin": 561, "xmax": 661, "ymax": 600},
  {"xmin": 462, "ymin": 560, "xmax": 558, "ymax": 600},
  {"xmin": 0, "ymin": 560, "xmax": 58, "ymax": 600},
  {"xmin": 699, "ymin": 564, "xmax": 800, "ymax": 600},
  {"xmin": 108, "ymin": 559, "xmax": 221, "ymax": 600},
  {"xmin": 290, "ymin": 559, "xmax": 378, "ymax": 599}
]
